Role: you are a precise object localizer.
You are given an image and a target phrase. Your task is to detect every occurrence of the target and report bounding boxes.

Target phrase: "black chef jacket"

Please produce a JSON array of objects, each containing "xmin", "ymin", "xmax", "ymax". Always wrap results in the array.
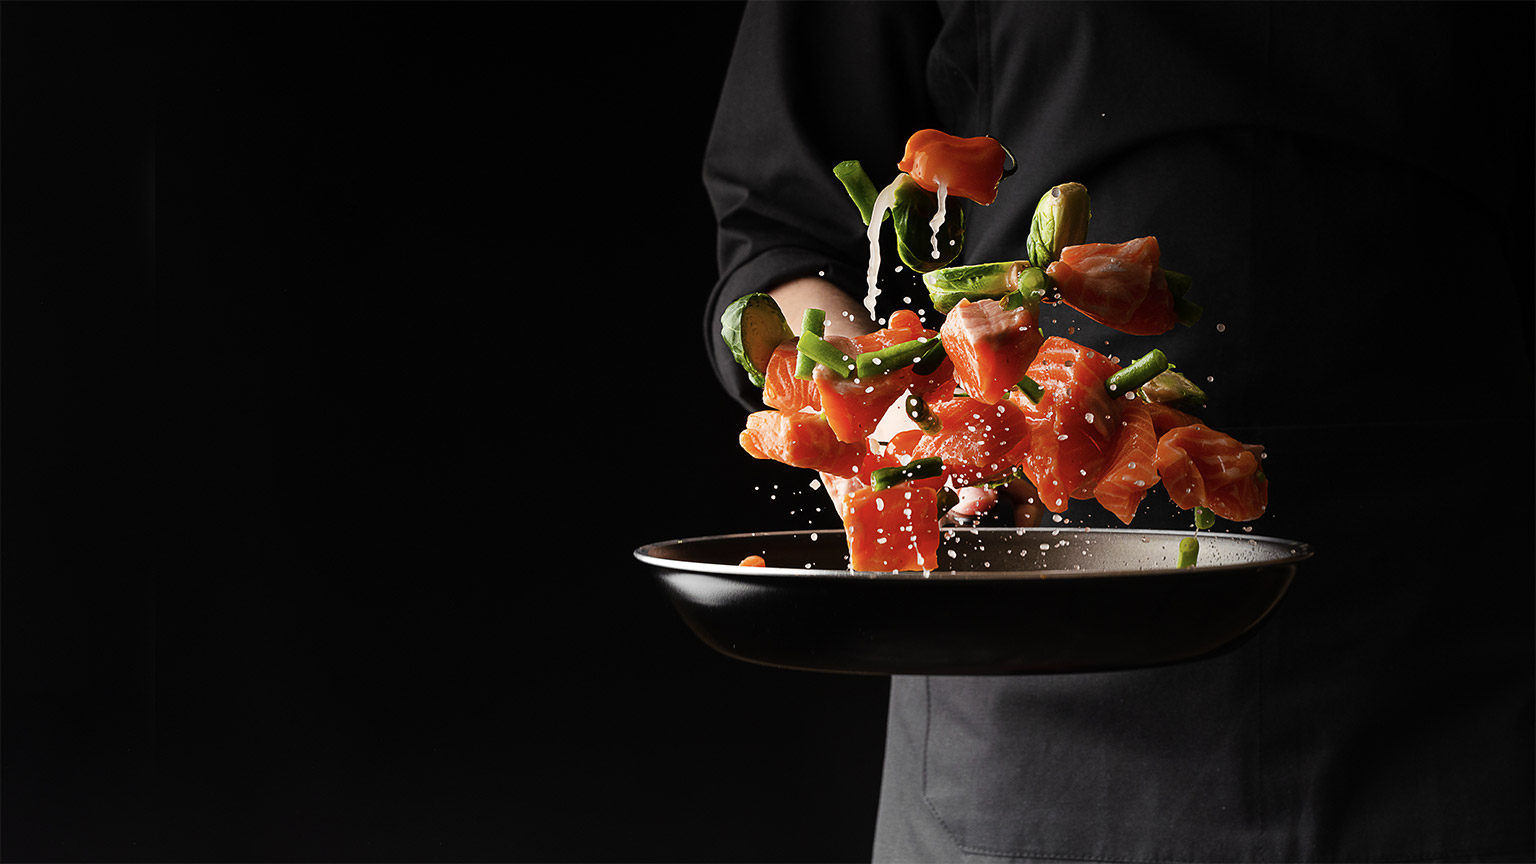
[{"xmin": 703, "ymin": 3, "xmax": 1535, "ymax": 861}]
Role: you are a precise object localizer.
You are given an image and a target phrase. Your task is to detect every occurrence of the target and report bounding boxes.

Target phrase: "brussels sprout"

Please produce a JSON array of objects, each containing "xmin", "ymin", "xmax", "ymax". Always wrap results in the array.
[
  {"xmin": 835, "ymin": 163, "xmax": 964, "ymax": 273},
  {"xmin": 921, "ymin": 260, "xmax": 1038, "ymax": 313},
  {"xmin": 720, "ymin": 293, "xmax": 794, "ymax": 388},
  {"xmin": 1026, "ymin": 182, "xmax": 1091, "ymax": 268},
  {"xmin": 1137, "ymin": 369, "xmax": 1209, "ymax": 411},
  {"xmin": 890, "ymin": 174, "xmax": 966, "ymax": 273}
]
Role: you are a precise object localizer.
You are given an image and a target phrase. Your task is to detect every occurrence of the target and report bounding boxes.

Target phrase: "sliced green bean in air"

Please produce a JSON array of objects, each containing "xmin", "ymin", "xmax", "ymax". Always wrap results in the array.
[
  {"xmin": 1177, "ymin": 536, "xmax": 1200, "ymax": 568},
  {"xmin": 797, "ymin": 328, "xmax": 854, "ymax": 379},
  {"xmin": 870, "ymin": 456, "xmax": 944, "ymax": 491},
  {"xmin": 833, "ymin": 160, "xmax": 886, "ymax": 227},
  {"xmin": 1016, "ymin": 374, "xmax": 1044, "ymax": 404},
  {"xmin": 794, "ymin": 308, "xmax": 827, "ymax": 380},
  {"xmin": 1105, "ymin": 349, "xmax": 1170, "ymax": 395},
  {"xmin": 1194, "ymin": 506, "xmax": 1217, "ymax": 530},
  {"xmin": 856, "ymin": 335, "xmax": 940, "ymax": 379}
]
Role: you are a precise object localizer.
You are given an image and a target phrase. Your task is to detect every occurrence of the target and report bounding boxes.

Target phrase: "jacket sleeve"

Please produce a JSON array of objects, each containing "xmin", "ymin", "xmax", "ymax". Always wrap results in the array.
[{"xmin": 701, "ymin": 0, "xmax": 943, "ymax": 410}]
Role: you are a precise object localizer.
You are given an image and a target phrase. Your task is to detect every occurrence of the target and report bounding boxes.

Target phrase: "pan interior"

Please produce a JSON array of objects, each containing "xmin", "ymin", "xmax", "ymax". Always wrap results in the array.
[{"xmin": 636, "ymin": 527, "xmax": 1312, "ymax": 581}]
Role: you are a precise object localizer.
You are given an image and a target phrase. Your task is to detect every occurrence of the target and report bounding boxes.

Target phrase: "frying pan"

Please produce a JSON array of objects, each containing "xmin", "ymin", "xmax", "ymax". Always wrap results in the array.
[{"xmin": 635, "ymin": 527, "xmax": 1312, "ymax": 675}]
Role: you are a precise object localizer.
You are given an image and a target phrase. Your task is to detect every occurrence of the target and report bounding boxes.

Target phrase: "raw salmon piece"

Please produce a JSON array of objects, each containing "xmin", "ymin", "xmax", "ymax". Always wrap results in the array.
[
  {"xmin": 1144, "ymin": 400, "xmax": 1204, "ymax": 436},
  {"xmin": 814, "ymin": 334, "xmax": 920, "ymax": 444},
  {"xmin": 761, "ymin": 340, "xmax": 821, "ymax": 413},
  {"xmin": 938, "ymin": 298, "xmax": 1045, "ymax": 405},
  {"xmin": 739, "ymin": 410, "xmax": 869, "ymax": 478},
  {"xmin": 909, "ymin": 396, "xmax": 1031, "ymax": 488},
  {"xmin": 841, "ymin": 484, "xmax": 941, "ymax": 572},
  {"xmin": 1091, "ymin": 400, "xmax": 1161, "ymax": 525},
  {"xmin": 858, "ymin": 310, "xmax": 955, "ymax": 399},
  {"xmin": 739, "ymin": 555, "xmax": 767, "ymax": 567},
  {"xmin": 1154, "ymin": 424, "xmax": 1268, "ymax": 522},
  {"xmin": 1046, "ymin": 237, "xmax": 1177, "ymax": 336},
  {"xmin": 1012, "ymin": 337, "xmax": 1125, "ymax": 512}
]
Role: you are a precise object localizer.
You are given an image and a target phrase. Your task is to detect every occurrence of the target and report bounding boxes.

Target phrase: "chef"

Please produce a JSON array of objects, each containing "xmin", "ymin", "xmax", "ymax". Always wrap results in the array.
[{"xmin": 702, "ymin": 3, "xmax": 1534, "ymax": 861}]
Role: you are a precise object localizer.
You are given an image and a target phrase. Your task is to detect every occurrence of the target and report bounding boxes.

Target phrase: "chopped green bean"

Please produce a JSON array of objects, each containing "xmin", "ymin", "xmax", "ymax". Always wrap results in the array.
[
  {"xmin": 1194, "ymin": 506, "xmax": 1216, "ymax": 530},
  {"xmin": 795, "ymin": 308, "xmax": 827, "ymax": 380},
  {"xmin": 856, "ymin": 336, "xmax": 938, "ymax": 379},
  {"xmin": 833, "ymin": 160, "xmax": 885, "ymax": 226},
  {"xmin": 904, "ymin": 394, "xmax": 943, "ymax": 434},
  {"xmin": 1105, "ymin": 349, "xmax": 1170, "ymax": 395},
  {"xmin": 911, "ymin": 337, "xmax": 948, "ymax": 376},
  {"xmin": 1177, "ymin": 536, "xmax": 1200, "ymax": 568},
  {"xmin": 1016, "ymin": 374, "xmax": 1044, "ymax": 404},
  {"xmin": 796, "ymin": 329, "xmax": 854, "ymax": 378},
  {"xmin": 870, "ymin": 456, "xmax": 944, "ymax": 491}
]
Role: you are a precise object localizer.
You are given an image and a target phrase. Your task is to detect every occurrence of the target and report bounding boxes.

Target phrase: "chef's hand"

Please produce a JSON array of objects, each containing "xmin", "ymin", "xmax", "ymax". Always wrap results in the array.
[{"xmin": 770, "ymin": 276, "xmax": 875, "ymax": 340}]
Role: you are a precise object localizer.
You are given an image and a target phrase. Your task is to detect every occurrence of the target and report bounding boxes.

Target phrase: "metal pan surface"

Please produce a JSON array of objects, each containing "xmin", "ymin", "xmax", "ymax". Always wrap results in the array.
[{"xmin": 634, "ymin": 527, "xmax": 1312, "ymax": 676}]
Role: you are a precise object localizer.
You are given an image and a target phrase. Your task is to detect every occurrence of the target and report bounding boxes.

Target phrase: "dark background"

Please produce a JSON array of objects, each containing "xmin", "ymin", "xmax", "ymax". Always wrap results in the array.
[{"xmin": 3, "ymin": 2, "xmax": 894, "ymax": 862}]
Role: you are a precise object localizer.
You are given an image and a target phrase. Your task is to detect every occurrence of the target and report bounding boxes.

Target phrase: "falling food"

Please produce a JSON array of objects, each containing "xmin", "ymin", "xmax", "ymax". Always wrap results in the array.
[{"xmin": 721, "ymin": 127, "xmax": 1271, "ymax": 572}]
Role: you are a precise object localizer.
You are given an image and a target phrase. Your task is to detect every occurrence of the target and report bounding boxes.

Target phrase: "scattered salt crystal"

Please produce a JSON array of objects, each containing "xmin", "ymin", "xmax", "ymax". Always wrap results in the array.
[{"xmin": 1216, "ymin": 323, "xmax": 1226, "ymax": 333}]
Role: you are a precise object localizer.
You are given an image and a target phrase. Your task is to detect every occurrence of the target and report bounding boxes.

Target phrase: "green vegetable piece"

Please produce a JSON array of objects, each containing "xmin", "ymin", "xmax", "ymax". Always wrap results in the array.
[
  {"xmin": 1174, "ymin": 295, "xmax": 1203, "ymax": 327},
  {"xmin": 721, "ymin": 293, "xmax": 795, "ymax": 388},
  {"xmin": 1015, "ymin": 374, "xmax": 1044, "ymax": 404},
  {"xmin": 936, "ymin": 486, "xmax": 960, "ymax": 514},
  {"xmin": 1138, "ymin": 369, "xmax": 1208, "ymax": 411},
  {"xmin": 1026, "ymin": 182, "xmax": 1091, "ymax": 268},
  {"xmin": 911, "ymin": 336, "xmax": 948, "ymax": 377},
  {"xmin": 1161, "ymin": 270, "xmax": 1202, "ymax": 327},
  {"xmin": 1194, "ymin": 506, "xmax": 1217, "ymax": 530},
  {"xmin": 1177, "ymin": 536, "xmax": 1200, "ymax": 568},
  {"xmin": 833, "ymin": 160, "xmax": 888, "ymax": 227},
  {"xmin": 1001, "ymin": 267, "xmax": 1049, "ymax": 310},
  {"xmin": 922, "ymin": 260, "xmax": 1033, "ymax": 314},
  {"xmin": 1105, "ymin": 349, "xmax": 1170, "ymax": 396},
  {"xmin": 796, "ymin": 328, "xmax": 855, "ymax": 379},
  {"xmin": 856, "ymin": 335, "xmax": 939, "ymax": 379},
  {"xmin": 904, "ymin": 394, "xmax": 943, "ymax": 434},
  {"xmin": 794, "ymin": 308, "xmax": 827, "ymax": 380},
  {"xmin": 890, "ymin": 174, "xmax": 965, "ymax": 273},
  {"xmin": 870, "ymin": 456, "xmax": 944, "ymax": 491},
  {"xmin": 979, "ymin": 463, "xmax": 1027, "ymax": 490}
]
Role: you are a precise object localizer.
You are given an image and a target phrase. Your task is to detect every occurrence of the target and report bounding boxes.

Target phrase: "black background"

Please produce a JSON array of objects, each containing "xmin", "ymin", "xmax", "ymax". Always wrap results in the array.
[{"xmin": 4, "ymin": 2, "xmax": 895, "ymax": 862}]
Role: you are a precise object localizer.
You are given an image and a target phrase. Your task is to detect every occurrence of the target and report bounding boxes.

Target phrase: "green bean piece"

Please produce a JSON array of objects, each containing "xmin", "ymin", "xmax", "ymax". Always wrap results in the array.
[
  {"xmin": 1177, "ymin": 536, "xmax": 1200, "ymax": 568},
  {"xmin": 870, "ymin": 456, "xmax": 945, "ymax": 491},
  {"xmin": 904, "ymin": 394, "xmax": 943, "ymax": 434},
  {"xmin": 1194, "ymin": 506, "xmax": 1216, "ymax": 530},
  {"xmin": 856, "ymin": 336, "xmax": 938, "ymax": 379},
  {"xmin": 1016, "ymin": 374, "xmax": 1044, "ymax": 404},
  {"xmin": 911, "ymin": 337, "xmax": 948, "ymax": 377},
  {"xmin": 1174, "ymin": 296, "xmax": 1203, "ymax": 327},
  {"xmin": 795, "ymin": 308, "xmax": 827, "ymax": 380},
  {"xmin": 796, "ymin": 329, "xmax": 854, "ymax": 378},
  {"xmin": 833, "ymin": 160, "xmax": 886, "ymax": 227},
  {"xmin": 1164, "ymin": 270, "xmax": 1193, "ymax": 297},
  {"xmin": 1002, "ymin": 267, "xmax": 1050, "ymax": 310},
  {"xmin": 1105, "ymin": 349, "xmax": 1170, "ymax": 395}
]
